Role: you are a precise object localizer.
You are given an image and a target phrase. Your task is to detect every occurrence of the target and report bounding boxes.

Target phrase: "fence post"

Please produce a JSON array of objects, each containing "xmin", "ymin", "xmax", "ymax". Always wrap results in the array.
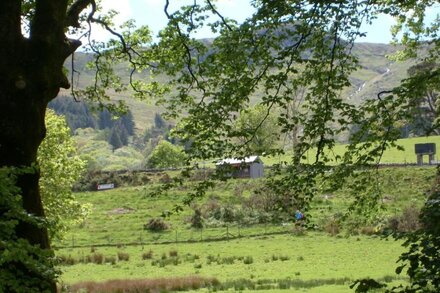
[
  {"xmin": 200, "ymin": 228, "xmax": 203, "ymax": 241},
  {"xmin": 175, "ymin": 229, "xmax": 178, "ymax": 244},
  {"xmin": 71, "ymin": 235, "xmax": 75, "ymax": 248}
]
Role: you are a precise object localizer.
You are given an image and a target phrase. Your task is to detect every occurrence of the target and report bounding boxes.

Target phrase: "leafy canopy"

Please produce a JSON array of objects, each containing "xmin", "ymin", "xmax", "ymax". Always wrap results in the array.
[
  {"xmin": 38, "ymin": 110, "xmax": 89, "ymax": 239},
  {"xmin": 148, "ymin": 1, "xmax": 440, "ymax": 292},
  {"xmin": 147, "ymin": 140, "xmax": 187, "ymax": 169},
  {"xmin": 234, "ymin": 104, "xmax": 281, "ymax": 155}
]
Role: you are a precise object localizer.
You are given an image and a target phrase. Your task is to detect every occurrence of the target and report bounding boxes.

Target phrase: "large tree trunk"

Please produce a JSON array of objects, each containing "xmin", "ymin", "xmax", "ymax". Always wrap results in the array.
[
  {"xmin": 0, "ymin": 1, "xmax": 81, "ymax": 292},
  {"xmin": 0, "ymin": 34, "xmax": 60, "ymax": 292},
  {"xmin": 0, "ymin": 79, "xmax": 57, "ymax": 292}
]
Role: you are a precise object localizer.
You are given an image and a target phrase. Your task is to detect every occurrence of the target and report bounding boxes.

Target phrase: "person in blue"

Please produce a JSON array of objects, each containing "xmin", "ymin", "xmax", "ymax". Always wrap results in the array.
[{"xmin": 295, "ymin": 210, "xmax": 304, "ymax": 221}]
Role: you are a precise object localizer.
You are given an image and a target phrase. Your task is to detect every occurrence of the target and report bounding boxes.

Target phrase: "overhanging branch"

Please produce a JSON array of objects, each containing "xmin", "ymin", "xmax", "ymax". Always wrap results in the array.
[{"xmin": 66, "ymin": 0, "xmax": 95, "ymax": 28}]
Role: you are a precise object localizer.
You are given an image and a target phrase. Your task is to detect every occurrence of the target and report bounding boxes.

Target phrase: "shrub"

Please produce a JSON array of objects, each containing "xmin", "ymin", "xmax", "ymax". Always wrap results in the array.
[
  {"xmin": 280, "ymin": 255, "xmax": 290, "ymax": 261},
  {"xmin": 291, "ymin": 225, "xmax": 306, "ymax": 236},
  {"xmin": 387, "ymin": 206, "xmax": 421, "ymax": 233},
  {"xmin": 190, "ymin": 208, "xmax": 204, "ymax": 229},
  {"xmin": 243, "ymin": 256, "xmax": 254, "ymax": 265},
  {"xmin": 400, "ymin": 206, "xmax": 421, "ymax": 232},
  {"xmin": 117, "ymin": 252, "xmax": 130, "ymax": 261},
  {"xmin": 142, "ymin": 250, "xmax": 154, "ymax": 260},
  {"xmin": 221, "ymin": 256, "xmax": 236, "ymax": 265},
  {"xmin": 202, "ymin": 198, "xmax": 222, "ymax": 220},
  {"xmin": 91, "ymin": 253, "xmax": 104, "ymax": 264},
  {"xmin": 144, "ymin": 218, "xmax": 170, "ymax": 232},
  {"xmin": 105, "ymin": 256, "xmax": 116, "ymax": 264},
  {"xmin": 159, "ymin": 173, "xmax": 172, "ymax": 183},
  {"xmin": 169, "ymin": 250, "xmax": 178, "ymax": 257},
  {"xmin": 324, "ymin": 219, "xmax": 340, "ymax": 236},
  {"xmin": 360, "ymin": 226, "xmax": 376, "ymax": 235},
  {"xmin": 190, "ymin": 169, "xmax": 213, "ymax": 181},
  {"xmin": 58, "ymin": 255, "xmax": 77, "ymax": 266}
]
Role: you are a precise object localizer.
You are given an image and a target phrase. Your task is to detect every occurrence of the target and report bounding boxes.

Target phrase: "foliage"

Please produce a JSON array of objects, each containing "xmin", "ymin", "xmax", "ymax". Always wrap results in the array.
[
  {"xmin": 38, "ymin": 110, "xmax": 89, "ymax": 239},
  {"xmin": 49, "ymin": 96, "xmax": 136, "ymax": 151},
  {"xmin": 386, "ymin": 206, "xmax": 421, "ymax": 234},
  {"xmin": 2, "ymin": 1, "xmax": 160, "ymax": 291},
  {"xmin": 73, "ymin": 170, "xmax": 152, "ymax": 191},
  {"xmin": 391, "ymin": 174, "xmax": 440, "ymax": 292},
  {"xmin": 49, "ymin": 96, "xmax": 135, "ymax": 139},
  {"xmin": 152, "ymin": 2, "xmax": 440, "ymax": 291},
  {"xmin": 143, "ymin": 218, "xmax": 170, "ymax": 232},
  {"xmin": 190, "ymin": 207, "xmax": 204, "ymax": 229},
  {"xmin": 75, "ymin": 130, "xmax": 144, "ymax": 172},
  {"xmin": 49, "ymin": 96, "xmax": 97, "ymax": 130},
  {"xmin": 6, "ymin": 0, "xmax": 440, "ymax": 291},
  {"xmin": 147, "ymin": 140, "xmax": 187, "ymax": 169},
  {"xmin": 234, "ymin": 104, "xmax": 281, "ymax": 154},
  {"xmin": 0, "ymin": 167, "xmax": 59, "ymax": 292}
]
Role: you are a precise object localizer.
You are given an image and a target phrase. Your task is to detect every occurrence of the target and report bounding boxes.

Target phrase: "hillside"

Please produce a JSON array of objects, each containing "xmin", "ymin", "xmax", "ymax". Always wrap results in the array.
[
  {"xmin": 58, "ymin": 42, "xmax": 411, "ymax": 132},
  {"xmin": 52, "ymin": 41, "xmax": 431, "ymax": 172}
]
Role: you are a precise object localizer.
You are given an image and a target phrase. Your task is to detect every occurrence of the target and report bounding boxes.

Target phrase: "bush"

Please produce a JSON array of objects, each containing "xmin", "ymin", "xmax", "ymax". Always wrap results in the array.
[
  {"xmin": 91, "ymin": 253, "xmax": 104, "ymax": 264},
  {"xmin": 190, "ymin": 208, "xmax": 204, "ymax": 229},
  {"xmin": 387, "ymin": 206, "xmax": 421, "ymax": 233},
  {"xmin": 105, "ymin": 256, "xmax": 116, "ymax": 264},
  {"xmin": 159, "ymin": 173, "xmax": 172, "ymax": 183},
  {"xmin": 58, "ymin": 255, "xmax": 77, "ymax": 266},
  {"xmin": 360, "ymin": 226, "xmax": 377, "ymax": 235},
  {"xmin": 243, "ymin": 256, "xmax": 254, "ymax": 264},
  {"xmin": 142, "ymin": 250, "xmax": 154, "ymax": 260},
  {"xmin": 144, "ymin": 218, "xmax": 170, "ymax": 232},
  {"xmin": 324, "ymin": 219, "xmax": 340, "ymax": 236},
  {"xmin": 169, "ymin": 250, "xmax": 178, "ymax": 257},
  {"xmin": 117, "ymin": 252, "xmax": 130, "ymax": 261}
]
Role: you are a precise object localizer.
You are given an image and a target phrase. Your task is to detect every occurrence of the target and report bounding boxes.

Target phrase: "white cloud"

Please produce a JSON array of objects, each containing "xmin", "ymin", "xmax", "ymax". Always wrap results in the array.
[{"xmin": 100, "ymin": 0, "xmax": 132, "ymax": 24}]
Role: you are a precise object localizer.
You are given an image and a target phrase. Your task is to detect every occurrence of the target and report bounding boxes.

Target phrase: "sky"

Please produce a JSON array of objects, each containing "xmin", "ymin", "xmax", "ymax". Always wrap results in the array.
[{"xmin": 95, "ymin": 0, "xmax": 440, "ymax": 44}]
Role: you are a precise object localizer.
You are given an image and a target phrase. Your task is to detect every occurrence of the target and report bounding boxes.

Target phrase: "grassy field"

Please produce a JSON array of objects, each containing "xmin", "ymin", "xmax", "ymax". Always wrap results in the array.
[
  {"xmin": 262, "ymin": 135, "xmax": 440, "ymax": 166},
  {"xmin": 56, "ymin": 167, "xmax": 434, "ymax": 248},
  {"xmin": 57, "ymin": 233, "xmax": 405, "ymax": 292},
  {"xmin": 55, "ymin": 167, "xmax": 436, "ymax": 292}
]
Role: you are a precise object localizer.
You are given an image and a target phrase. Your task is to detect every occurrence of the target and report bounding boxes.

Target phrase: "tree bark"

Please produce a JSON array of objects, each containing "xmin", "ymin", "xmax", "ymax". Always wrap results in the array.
[{"xmin": 0, "ymin": 1, "xmax": 82, "ymax": 292}]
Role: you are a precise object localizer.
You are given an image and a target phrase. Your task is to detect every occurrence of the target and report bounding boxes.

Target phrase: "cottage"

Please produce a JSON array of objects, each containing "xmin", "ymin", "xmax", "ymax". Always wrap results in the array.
[{"xmin": 216, "ymin": 156, "xmax": 264, "ymax": 179}]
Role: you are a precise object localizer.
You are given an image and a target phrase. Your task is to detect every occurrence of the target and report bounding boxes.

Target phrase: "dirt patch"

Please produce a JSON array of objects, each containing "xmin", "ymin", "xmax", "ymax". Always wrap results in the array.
[{"xmin": 108, "ymin": 207, "xmax": 135, "ymax": 215}]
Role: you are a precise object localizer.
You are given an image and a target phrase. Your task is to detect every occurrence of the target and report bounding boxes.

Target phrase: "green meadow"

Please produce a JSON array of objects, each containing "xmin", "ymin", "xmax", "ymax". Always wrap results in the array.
[
  {"xmin": 56, "ymin": 162, "xmax": 437, "ymax": 292},
  {"xmin": 263, "ymin": 136, "xmax": 440, "ymax": 166},
  {"xmin": 57, "ymin": 233, "xmax": 405, "ymax": 292}
]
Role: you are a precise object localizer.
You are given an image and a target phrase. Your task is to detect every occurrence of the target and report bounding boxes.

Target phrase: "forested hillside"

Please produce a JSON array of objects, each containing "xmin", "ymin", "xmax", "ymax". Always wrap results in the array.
[
  {"xmin": 53, "ymin": 41, "xmax": 432, "ymax": 172},
  {"xmin": 60, "ymin": 41, "xmax": 414, "ymax": 129}
]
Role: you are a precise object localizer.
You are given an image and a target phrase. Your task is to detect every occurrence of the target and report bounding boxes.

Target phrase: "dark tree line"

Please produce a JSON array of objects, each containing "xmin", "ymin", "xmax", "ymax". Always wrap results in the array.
[
  {"xmin": 49, "ymin": 95, "xmax": 135, "ymax": 149},
  {"xmin": 143, "ymin": 113, "xmax": 177, "ymax": 144}
]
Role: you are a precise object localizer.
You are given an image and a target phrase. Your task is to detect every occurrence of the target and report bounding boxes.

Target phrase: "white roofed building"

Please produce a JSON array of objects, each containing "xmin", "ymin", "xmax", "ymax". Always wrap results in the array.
[{"xmin": 216, "ymin": 156, "xmax": 264, "ymax": 179}]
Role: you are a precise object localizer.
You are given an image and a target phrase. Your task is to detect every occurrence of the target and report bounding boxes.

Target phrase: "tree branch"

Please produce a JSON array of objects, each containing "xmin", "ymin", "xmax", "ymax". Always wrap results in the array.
[
  {"xmin": 206, "ymin": 0, "xmax": 233, "ymax": 32},
  {"xmin": 0, "ymin": 0, "xmax": 21, "ymax": 46},
  {"xmin": 66, "ymin": 0, "xmax": 94, "ymax": 28},
  {"xmin": 31, "ymin": 0, "xmax": 69, "ymax": 41}
]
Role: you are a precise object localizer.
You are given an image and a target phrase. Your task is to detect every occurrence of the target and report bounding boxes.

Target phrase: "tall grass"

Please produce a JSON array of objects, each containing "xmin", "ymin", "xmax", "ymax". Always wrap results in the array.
[{"xmin": 67, "ymin": 276, "xmax": 219, "ymax": 293}]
